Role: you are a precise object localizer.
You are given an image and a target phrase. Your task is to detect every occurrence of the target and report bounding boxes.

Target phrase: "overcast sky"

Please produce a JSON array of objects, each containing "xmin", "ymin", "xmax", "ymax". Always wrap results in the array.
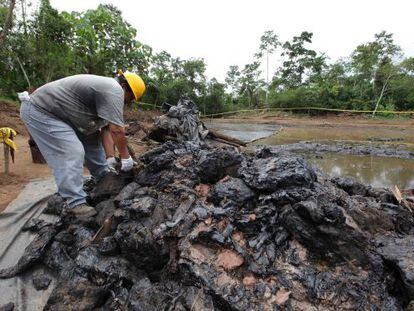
[{"xmin": 50, "ymin": 0, "xmax": 414, "ymax": 82}]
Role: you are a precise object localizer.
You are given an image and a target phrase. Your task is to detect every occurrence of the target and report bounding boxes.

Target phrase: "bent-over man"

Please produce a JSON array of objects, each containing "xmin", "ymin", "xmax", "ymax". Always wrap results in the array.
[{"xmin": 19, "ymin": 71, "xmax": 145, "ymax": 219}]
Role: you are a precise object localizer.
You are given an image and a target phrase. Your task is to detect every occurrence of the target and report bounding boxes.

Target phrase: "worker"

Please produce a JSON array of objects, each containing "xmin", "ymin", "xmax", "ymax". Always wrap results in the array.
[{"xmin": 19, "ymin": 71, "xmax": 145, "ymax": 219}]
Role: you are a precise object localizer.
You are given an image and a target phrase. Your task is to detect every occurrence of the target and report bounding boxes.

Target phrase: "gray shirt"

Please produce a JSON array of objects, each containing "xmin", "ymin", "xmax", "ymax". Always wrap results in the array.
[{"xmin": 31, "ymin": 74, "xmax": 124, "ymax": 135}]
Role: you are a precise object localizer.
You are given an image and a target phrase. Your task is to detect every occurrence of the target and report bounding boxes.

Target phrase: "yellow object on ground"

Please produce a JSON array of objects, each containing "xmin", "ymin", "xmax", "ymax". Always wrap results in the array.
[
  {"xmin": 118, "ymin": 70, "xmax": 146, "ymax": 101},
  {"xmin": 0, "ymin": 127, "xmax": 17, "ymax": 151}
]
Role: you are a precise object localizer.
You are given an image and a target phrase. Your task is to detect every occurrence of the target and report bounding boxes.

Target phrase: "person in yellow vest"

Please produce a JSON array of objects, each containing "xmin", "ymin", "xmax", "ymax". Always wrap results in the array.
[{"xmin": 19, "ymin": 71, "xmax": 145, "ymax": 219}]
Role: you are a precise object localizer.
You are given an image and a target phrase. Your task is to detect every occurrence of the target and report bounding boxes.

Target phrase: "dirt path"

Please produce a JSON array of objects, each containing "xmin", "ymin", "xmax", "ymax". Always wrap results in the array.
[
  {"xmin": 0, "ymin": 135, "xmax": 52, "ymax": 212},
  {"xmin": 0, "ymin": 99, "xmax": 51, "ymax": 212}
]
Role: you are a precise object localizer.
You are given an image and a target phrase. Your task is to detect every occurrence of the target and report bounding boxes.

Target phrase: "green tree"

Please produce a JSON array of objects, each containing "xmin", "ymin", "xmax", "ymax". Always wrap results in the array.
[
  {"xmin": 180, "ymin": 58, "xmax": 207, "ymax": 97},
  {"xmin": 350, "ymin": 31, "xmax": 402, "ymax": 113},
  {"xmin": 388, "ymin": 57, "xmax": 414, "ymax": 111},
  {"xmin": 145, "ymin": 53, "xmax": 208, "ymax": 106},
  {"xmin": 1, "ymin": 0, "xmax": 74, "ymax": 95},
  {"xmin": 144, "ymin": 51, "xmax": 173, "ymax": 104},
  {"xmin": 31, "ymin": 0, "xmax": 74, "ymax": 83},
  {"xmin": 401, "ymin": 57, "xmax": 414, "ymax": 75},
  {"xmin": 64, "ymin": 4, "xmax": 150, "ymax": 76},
  {"xmin": 239, "ymin": 62, "xmax": 264, "ymax": 108},
  {"xmin": 202, "ymin": 78, "xmax": 227, "ymax": 115},
  {"xmin": 0, "ymin": 0, "xmax": 16, "ymax": 45},
  {"xmin": 224, "ymin": 65, "xmax": 241, "ymax": 110},
  {"xmin": 255, "ymin": 30, "xmax": 280, "ymax": 106},
  {"xmin": 275, "ymin": 31, "xmax": 326, "ymax": 90},
  {"xmin": 225, "ymin": 65, "xmax": 240, "ymax": 95}
]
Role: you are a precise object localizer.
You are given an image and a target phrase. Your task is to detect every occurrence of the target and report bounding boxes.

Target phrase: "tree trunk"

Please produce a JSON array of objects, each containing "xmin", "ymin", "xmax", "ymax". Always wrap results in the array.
[
  {"xmin": 208, "ymin": 129, "xmax": 246, "ymax": 147},
  {"xmin": 265, "ymin": 51, "xmax": 269, "ymax": 108},
  {"xmin": 0, "ymin": 0, "xmax": 16, "ymax": 45},
  {"xmin": 247, "ymin": 89, "xmax": 254, "ymax": 109},
  {"xmin": 16, "ymin": 55, "xmax": 32, "ymax": 89},
  {"xmin": 372, "ymin": 74, "xmax": 392, "ymax": 117},
  {"xmin": 21, "ymin": 0, "xmax": 27, "ymax": 36},
  {"xmin": 3, "ymin": 144, "xmax": 10, "ymax": 174}
]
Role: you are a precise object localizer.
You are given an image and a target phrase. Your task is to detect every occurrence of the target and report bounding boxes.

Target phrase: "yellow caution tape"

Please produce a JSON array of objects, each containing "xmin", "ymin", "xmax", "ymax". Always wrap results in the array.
[
  {"xmin": 0, "ymin": 127, "xmax": 17, "ymax": 151},
  {"xmin": 202, "ymin": 107, "xmax": 414, "ymax": 118}
]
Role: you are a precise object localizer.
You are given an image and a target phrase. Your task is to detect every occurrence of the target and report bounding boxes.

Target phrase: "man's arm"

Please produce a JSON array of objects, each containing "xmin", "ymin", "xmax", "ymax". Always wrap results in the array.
[
  {"xmin": 108, "ymin": 123, "xmax": 129, "ymax": 159},
  {"xmin": 101, "ymin": 126, "xmax": 115, "ymax": 158}
]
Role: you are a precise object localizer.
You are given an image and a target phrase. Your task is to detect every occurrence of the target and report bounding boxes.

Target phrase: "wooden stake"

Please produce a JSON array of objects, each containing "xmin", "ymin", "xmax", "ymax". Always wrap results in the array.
[
  {"xmin": 207, "ymin": 128, "xmax": 247, "ymax": 146},
  {"xmin": 392, "ymin": 185, "xmax": 414, "ymax": 213},
  {"xmin": 3, "ymin": 143, "xmax": 10, "ymax": 174}
]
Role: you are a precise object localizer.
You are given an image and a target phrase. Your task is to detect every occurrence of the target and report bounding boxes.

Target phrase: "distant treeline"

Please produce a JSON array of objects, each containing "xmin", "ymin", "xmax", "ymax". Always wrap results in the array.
[{"xmin": 1, "ymin": 0, "xmax": 413, "ymax": 115}]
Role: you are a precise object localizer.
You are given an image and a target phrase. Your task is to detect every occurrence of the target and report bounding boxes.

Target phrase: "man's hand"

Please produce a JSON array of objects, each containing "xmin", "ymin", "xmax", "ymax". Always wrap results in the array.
[
  {"xmin": 106, "ymin": 156, "xmax": 117, "ymax": 170},
  {"xmin": 121, "ymin": 156, "xmax": 134, "ymax": 172}
]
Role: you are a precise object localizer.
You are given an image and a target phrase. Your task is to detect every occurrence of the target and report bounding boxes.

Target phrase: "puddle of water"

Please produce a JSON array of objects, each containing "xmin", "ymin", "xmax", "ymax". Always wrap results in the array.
[
  {"xmin": 205, "ymin": 121, "xmax": 414, "ymax": 189},
  {"xmin": 204, "ymin": 121, "xmax": 279, "ymax": 142},
  {"xmin": 307, "ymin": 153, "xmax": 414, "ymax": 189}
]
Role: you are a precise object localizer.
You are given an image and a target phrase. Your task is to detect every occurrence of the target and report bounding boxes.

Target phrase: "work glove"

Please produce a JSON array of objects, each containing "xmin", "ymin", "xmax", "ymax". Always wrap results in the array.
[
  {"xmin": 106, "ymin": 156, "xmax": 117, "ymax": 170},
  {"xmin": 18, "ymin": 91, "xmax": 31, "ymax": 101},
  {"xmin": 121, "ymin": 156, "xmax": 134, "ymax": 172}
]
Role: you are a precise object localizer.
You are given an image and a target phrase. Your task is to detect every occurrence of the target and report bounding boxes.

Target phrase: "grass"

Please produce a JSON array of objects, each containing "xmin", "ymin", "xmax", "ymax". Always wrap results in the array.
[{"xmin": 207, "ymin": 109, "xmax": 414, "ymax": 121}]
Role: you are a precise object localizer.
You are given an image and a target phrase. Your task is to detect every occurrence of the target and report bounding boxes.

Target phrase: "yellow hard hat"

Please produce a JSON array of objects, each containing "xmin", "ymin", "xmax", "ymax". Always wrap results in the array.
[{"xmin": 119, "ymin": 70, "xmax": 146, "ymax": 101}]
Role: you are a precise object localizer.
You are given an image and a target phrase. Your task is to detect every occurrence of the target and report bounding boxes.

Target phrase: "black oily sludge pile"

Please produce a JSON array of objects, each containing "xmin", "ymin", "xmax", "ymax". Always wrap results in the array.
[{"xmin": 1, "ymin": 142, "xmax": 414, "ymax": 310}]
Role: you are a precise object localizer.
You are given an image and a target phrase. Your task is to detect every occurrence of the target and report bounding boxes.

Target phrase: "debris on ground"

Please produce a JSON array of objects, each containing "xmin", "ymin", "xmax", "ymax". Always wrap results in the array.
[
  {"xmin": 1, "ymin": 141, "xmax": 414, "ymax": 310},
  {"xmin": 147, "ymin": 99, "xmax": 246, "ymax": 147},
  {"xmin": 392, "ymin": 185, "xmax": 414, "ymax": 213},
  {"xmin": 0, "ymin": 302, "xmax": 15, "ymax": 311},
  {"xmin": 152, "ymin": 99, "xmax": 209, "ymax": 145},
  {"xmin": 32, "ymin": 274, "xmax": 52, "ymax": 291},
  {"xmin": 28, "ymin": 136, "xmax": 46, "ymax": 164}
]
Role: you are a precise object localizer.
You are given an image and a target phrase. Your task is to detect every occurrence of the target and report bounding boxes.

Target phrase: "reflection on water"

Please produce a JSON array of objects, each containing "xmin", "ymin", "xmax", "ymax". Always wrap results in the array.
[
  {"xmin": 307, "ymin": 153, "xmax": 414, "ymax": 189},
  {"xmin": 204, "ymin": 121, "xmax": 280, "ymax": 142}
]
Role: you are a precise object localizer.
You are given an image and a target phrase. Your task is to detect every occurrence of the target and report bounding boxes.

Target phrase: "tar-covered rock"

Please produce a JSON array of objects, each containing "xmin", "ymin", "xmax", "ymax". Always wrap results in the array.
[{"xmin": 2, "ymin": 143, "xmax": 413, "ymax": 310}]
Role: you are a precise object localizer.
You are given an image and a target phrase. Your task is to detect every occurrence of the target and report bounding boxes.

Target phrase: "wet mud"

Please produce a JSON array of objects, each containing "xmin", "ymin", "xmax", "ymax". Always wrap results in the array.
[
  {"xmin": 256, "ymin": 124, "xmax": 414, "ymax": 147},
  {"xmin": 259, "ymin": 141, "xmax": 414, "ymax": 160},
  {"xmin": 1, "ymin": 142, "xmax": 414, "ymax": 310}
]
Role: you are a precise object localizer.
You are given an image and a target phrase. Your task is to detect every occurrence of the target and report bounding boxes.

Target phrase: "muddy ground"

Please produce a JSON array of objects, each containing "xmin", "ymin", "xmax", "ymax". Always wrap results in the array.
[{"xmin": 205, "ymin": 113, "xmax": 414, "ymax": 147}]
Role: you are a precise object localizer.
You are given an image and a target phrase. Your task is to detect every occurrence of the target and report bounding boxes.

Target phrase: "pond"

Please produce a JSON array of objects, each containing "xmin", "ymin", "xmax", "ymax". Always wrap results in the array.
[
  {"xmin": 205, "ymin": 120, "xmax": 414, "ymax": 189},
  {"xmin": 307, "ymin": 153, "xmax": 414, "ymax": 189},
  {"xmin": 203, "ymin": 120, "xmax": 280, "ymax": 142}
]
